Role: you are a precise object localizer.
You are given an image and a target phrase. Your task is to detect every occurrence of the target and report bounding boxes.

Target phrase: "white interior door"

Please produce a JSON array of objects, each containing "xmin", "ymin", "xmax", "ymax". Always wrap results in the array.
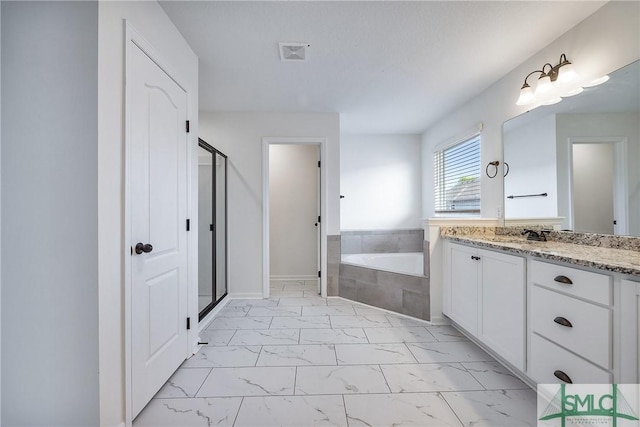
[{"xmin": 129, "ymin": 42, "xmax": 189, "ymax": 417}]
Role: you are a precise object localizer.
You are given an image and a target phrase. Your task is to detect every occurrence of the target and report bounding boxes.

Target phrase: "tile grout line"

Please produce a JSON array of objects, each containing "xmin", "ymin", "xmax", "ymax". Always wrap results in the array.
[
  {"xmin": 293, "ymin": 366, "xmax": 298, "ymax": 396},
  {"xmin": 254, "ymin": 345, "xmax": 263, "ymax": 367},
  {"xmin": 231, "ymin": 396, "xmax": 245, "ymax": 427},
  {"xmin": 192, "ymin": 366, "xmax": 214, "ymax": 398},
  {"xmin": 341, "ymin": 394, "xmax": 350, "ymax": 426},
  {"xmin": 439, "ymin": 391, "xmax": 466, "ymax": 427},
  {"xmin": 378, "ymin": 364, "xmax": 393, "ymax": 394}
]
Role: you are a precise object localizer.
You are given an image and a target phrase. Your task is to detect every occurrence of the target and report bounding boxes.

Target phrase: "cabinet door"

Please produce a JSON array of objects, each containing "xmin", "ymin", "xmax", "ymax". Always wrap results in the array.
[
  {"xmin": 479, "ymin": 249, "xmax": 525, "ymax": 370},
  {"xmin": 449, "ymin": 244, "xmax": 480, "ymax": 335}
]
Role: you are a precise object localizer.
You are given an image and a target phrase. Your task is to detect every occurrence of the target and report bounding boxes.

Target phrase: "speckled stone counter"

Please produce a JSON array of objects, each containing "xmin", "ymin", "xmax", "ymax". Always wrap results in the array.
[{"xmin": 440, "ymin": 227, "xmax": 640, "ymax": 276}]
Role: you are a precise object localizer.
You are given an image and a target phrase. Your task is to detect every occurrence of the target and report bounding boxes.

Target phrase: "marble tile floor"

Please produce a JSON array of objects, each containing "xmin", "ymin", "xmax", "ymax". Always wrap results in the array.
[{"xmin": 134, "ymin": 280, "xmax": 537, "ymax": 426}]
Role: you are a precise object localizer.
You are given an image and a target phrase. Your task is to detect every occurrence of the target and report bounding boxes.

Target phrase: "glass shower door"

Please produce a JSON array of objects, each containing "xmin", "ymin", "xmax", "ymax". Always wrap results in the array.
[{"xmin": 198, "ymin": 139, "xmax": 228, "ymax": 320}]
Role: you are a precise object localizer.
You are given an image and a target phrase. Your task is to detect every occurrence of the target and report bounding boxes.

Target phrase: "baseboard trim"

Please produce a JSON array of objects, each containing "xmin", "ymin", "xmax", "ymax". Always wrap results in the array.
[
  {"xmin": 428, "ymin": 315, "xmax": 450, "ymax": 326},
  {"xmin": 228, "ymin": 292, "xmax": 265, "ymax": 299},
  {"xmin": 270, "ymin": 275, "xmax": 318, "ymax": 282}
]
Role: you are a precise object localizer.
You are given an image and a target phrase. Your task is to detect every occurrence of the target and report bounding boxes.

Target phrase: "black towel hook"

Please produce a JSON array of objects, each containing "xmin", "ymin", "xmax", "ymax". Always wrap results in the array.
[
  {"xmin": 486, "ymin": 160, "xmax": 509, "ymax": 178},
  {"xmin": 486, "ymin": 161, "xmax": 499, "ymax": 178}
]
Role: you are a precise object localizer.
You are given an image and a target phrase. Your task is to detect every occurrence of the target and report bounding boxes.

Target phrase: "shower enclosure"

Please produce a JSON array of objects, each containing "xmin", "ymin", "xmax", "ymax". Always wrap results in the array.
[{"xmin": 198, "ymin": 138, "xmax": 228, "ymax": 320}]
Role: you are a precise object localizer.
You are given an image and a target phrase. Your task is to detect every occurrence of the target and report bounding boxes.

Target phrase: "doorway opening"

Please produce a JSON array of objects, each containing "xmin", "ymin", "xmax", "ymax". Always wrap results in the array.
[
  {"xmin": 262, "ymin": 137, "xmax": 328, "ymax": 298},
  {"xmin": 569, "ymin": 137, "xmax": 628, "ymax": 235}
]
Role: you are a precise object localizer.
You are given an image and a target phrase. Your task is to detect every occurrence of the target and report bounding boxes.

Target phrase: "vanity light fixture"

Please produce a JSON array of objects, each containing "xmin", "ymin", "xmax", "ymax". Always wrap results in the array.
[{"xmin": 516, "ymin": 53, "xmax": 581, "ymax": 107}]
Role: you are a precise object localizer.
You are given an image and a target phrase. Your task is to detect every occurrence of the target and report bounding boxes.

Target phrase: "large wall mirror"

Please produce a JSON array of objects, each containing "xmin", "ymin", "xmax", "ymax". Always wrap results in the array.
[
  {"xmin": 198, "ymin": 138, "xmax": 228, "ymax": 320},
  {"xmin": 503, "ymin": 60, "xmax": 639, "ymax": 236}
]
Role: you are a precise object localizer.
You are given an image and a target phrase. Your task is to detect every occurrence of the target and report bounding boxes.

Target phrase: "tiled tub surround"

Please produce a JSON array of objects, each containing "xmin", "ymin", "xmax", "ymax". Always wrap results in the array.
[
  {"xmin": 441, "ymin": 226, "xmax": 640, "ymax": 276},
  {"xmin": 337, "ymin": 229, "xmax": 430, "ymax": 320},
  {"xmin": 341, "ymin": 228, "xmax": 424, "ymax": 254},
  {"xmin": 134, "ymin": 282, "xmax": 536, "ymax": 426},
  {"xmin": 327, "ymin": 235, "xmax": 341, "ymax": 296},
  {"xmin": 339, "ymin": 260, "xmax": 430, "ymax": 321}
]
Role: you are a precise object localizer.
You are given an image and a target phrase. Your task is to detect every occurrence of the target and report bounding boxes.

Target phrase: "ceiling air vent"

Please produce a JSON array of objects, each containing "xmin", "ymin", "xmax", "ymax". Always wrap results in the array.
[{"xmin": 279, "ymin": 42, "xmax": 309, "ymax": 62}]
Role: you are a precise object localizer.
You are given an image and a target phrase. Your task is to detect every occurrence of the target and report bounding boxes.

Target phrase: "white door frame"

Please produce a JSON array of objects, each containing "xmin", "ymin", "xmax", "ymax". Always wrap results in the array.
[
  {"xmin": 262, "ymin": 137, "xmax": 328, "ymax": 298},
  {"xmin": 124, "ymin": 22, "xmax": 193, "ymax": 425},
  {"xmin": 567, "ymin": 136, "xmax": 628, "ymax": 235}
]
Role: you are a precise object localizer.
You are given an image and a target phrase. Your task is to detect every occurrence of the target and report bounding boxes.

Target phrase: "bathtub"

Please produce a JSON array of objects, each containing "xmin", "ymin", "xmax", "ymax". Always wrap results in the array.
[
  {"xmin": 341, "ymin": 252, "xmax": 424, "ymax": 277},
  {"xmin": 338, "ymin": 251, "xmax": 430, "ymax": 320}
]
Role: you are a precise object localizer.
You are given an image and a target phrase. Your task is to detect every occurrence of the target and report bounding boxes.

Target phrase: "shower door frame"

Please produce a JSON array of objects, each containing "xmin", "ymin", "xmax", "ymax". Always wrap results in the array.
[{"xmin": 198, "ymin": 138, "xmax": 228, "ymax": 321}]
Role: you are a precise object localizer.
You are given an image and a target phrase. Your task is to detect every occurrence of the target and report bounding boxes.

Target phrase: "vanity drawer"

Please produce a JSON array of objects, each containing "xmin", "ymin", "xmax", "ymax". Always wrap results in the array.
[
  {"xmin": 530, "ymin": 260, "xmax": 611, "ymax": 305},
  {"xmin": 531, "ymin": 285, "xmax": 611, "ymax": 368},
  {"xmin": 530, "ymin": 333, "xmax": 611, "ymax": 385}
]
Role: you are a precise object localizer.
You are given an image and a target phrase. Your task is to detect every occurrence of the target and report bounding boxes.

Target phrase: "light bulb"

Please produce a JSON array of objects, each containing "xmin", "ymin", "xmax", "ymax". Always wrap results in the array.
[
  {"xmin": 557, "ymin": 63, "xmax": 577, "ymax": 84},
  {"xmin": 535, "ymin": 75, "xmax": 552, "ymax": 96},
  {"xmin": 516, "ymin": 85, "xmax": 535, "ymax": 106}
]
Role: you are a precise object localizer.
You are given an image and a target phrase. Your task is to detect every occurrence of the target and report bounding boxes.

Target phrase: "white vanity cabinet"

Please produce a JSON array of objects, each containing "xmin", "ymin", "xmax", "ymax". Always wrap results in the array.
[
  {"xmin": 443, "ymin": 241, "xmax": 526, "ymax": 370},
  {"xmin": 442, "ymin": 238, "xmax": 640, "ymax": 386}
]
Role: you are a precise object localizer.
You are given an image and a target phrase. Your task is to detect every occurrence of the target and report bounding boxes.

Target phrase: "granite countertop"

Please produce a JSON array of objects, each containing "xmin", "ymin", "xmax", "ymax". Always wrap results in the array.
[{"xmin": 441, "ymin": 230, "xmax": 640, "ymax": 277}]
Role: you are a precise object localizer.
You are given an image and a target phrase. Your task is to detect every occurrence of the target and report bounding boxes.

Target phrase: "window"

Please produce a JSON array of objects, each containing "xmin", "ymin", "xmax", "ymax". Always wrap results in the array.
[{"xmin": 434, "ymin": 134, "xmax": 481, "ymax": 215}]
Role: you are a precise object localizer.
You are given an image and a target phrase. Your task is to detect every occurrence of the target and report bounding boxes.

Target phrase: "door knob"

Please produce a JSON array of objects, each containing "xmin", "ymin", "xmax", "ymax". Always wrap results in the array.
[{"xmin": 135, "ymin": 242, "xmax": 153, "ymax": 255}]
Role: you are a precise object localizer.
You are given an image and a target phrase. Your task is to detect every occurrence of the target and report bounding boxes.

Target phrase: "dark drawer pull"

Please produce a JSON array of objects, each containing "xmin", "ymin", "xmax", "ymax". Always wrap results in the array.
[
  {"xmin": 554, "ymin": 316, "xmax": 573, "ymax": 328},
  {"xmin": 554, "ymin": 370, "xmax": 573, "ymax": 383},
  {"xmin": 554, "ymin": 275, "xmax": 573, "ymax": 285}
]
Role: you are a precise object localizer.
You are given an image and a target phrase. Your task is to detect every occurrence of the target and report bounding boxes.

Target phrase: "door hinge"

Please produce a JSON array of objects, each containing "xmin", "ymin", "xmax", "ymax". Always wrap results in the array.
[
  {"xmin": 186, "ymin": 219, "xmax": 190, "ymax": 231},
  {"xmin": 186, "ymin": 120, "xmax": 190, "ymax": 133},
  {"xmin": 186, "ymin": 317, "xmax": 191, "ymax": 330},
  {"xmin": 210, "ymin": 224, "xmax": 214, "ymax": 231},
  {"xmin": 317, "ymin": 215, "xmax": 321, "ymax": 223},
  {"xmin": 318, "ymin": 160, "xmax": 321, "ymax": 167},
  {"xmin": 318, "ymin": 271, "xmax": 321, "ymax": 278}
]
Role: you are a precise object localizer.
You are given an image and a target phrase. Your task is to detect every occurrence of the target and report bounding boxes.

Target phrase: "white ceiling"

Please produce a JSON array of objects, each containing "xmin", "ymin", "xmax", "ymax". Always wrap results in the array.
[{"xmin": 160, "ymin": 1, "xmax": 607, "ymax": 134}]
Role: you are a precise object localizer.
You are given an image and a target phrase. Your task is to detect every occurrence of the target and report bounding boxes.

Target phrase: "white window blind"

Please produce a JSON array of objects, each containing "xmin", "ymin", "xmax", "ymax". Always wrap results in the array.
[{"xmin": 434, "ymin": 134, "xmax": 481, "ymax": 214}]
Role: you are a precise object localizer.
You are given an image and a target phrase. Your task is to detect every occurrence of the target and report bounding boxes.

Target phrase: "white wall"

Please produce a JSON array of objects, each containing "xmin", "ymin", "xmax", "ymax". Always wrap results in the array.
[
  {"xmin": 556, "ymin": 112, "xmax": 640, "ymax": 235},
  {"xmin": 269, "ymin": 144, "xmax": 319, "ymax": 277},
  {"xmin": 503, "ymin": 114, "xmax": 558, "ymax": 218},
  {"xmin": 422, "ymin": 1, "xmax": 640, "ymax": 221},
  {"xmin": 199, "ymin": 112, "xmax": 340, "ymax": 296},
  {"xmin": 2, "ymin": 2, "xmax": 99, "ymax": 425},
  {"xmin": 98, "ymin": 2, "xmax": 198, "ymax": 425},
  {"xmin": 341, "ymin": 134, "xmax": 422, "ymax": 230}
]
